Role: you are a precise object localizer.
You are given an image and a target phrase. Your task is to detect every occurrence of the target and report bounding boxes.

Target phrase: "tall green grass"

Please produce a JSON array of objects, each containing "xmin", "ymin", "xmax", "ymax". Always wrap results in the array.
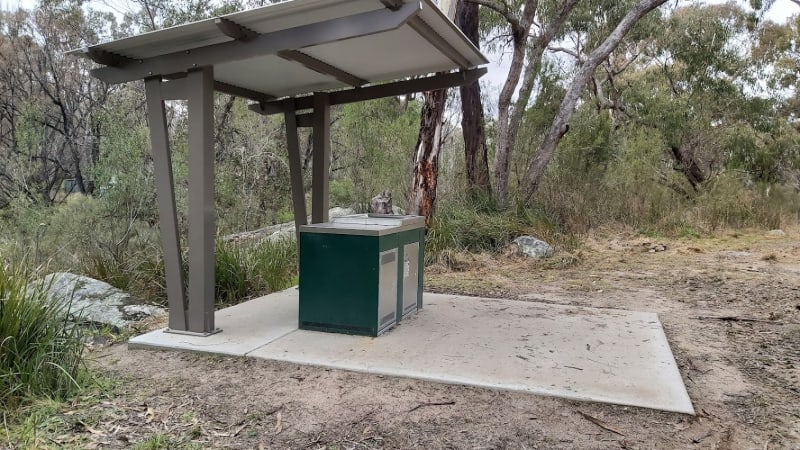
[
  {"xmin": 424, "ymin": 193, "xmax": 565, "ymax": 264},
  {"xmin": 215, "ymin": 238, "xmax": 298, "ymax": 305},
  {"xmin": 0, "ymin": 263, "xmax": 85, "ymax": 409}
]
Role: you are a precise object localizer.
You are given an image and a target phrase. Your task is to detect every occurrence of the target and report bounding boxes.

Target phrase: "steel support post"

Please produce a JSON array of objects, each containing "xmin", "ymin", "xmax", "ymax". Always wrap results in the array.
[
  {"xmin": 311, "ymin": 92, "xmax": 330, "ymax": 224},
  {"xmin": 144, "ymin": 77, "xmax": 187, "ymax": 332},
  {"xmin": 283, "ymin": 101, "xmax": 308, "ymax": 234},
  {"xmin": 185, "ymin": 66, "xmax": 219, "ymax": 335}
]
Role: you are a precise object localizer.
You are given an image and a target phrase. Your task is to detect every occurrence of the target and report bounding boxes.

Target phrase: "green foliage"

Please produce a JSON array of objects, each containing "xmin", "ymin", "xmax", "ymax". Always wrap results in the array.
[
  {"xmin": 335, "ymin": 98, "xmax": 421, "ymax": 209},
  {"xmin": 329, "ymin": 179, "xmax": 356, "ymax": 207},
  {"xmin": 426, "ymin": 194, "xmax": 532, "ymax": 262},
  {"xmin": 214, "ymin": 242, "xmax": 250, "ymax": 305},
  {"xmin": 215, "ymin": 238, "xmax": 298, "ymax": 305},
  {"xmin": 532, "ymin": 118, "xmax": 800, "ymax": 234},
  {"xmin": 0, "ymin": 262, "xmax": 85, "ymax": 409},
  {"xmin": 250, "ymin": 238, "xmax": 299, "ymax": 293}
]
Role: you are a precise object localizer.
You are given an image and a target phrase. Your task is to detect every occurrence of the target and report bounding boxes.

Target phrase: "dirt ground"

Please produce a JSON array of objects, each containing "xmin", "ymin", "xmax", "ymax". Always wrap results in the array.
[{"xmin": 61, "ymin": 227, "xmax": 800, "ymax": 449}]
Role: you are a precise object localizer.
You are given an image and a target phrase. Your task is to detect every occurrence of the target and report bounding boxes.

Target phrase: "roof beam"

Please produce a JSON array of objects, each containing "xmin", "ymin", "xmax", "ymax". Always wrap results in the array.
[
  {"xmin": 380, "ymin": 0, "xmax": 469, "ymax": 69},
  {"xmin": 250, "ymin": 67, "xmax": 487, "ymax": 116},
  {"xmin": 380, "ymin": 0, "xmax": 404, "ymax": 10},
  {"xmin": 214, "ymin": 81, "xmax": 275, "ymax": 102},
  {"xmin": 408, "ymin": 16, "xmax": 470, "ymax": 69},
  {"xmin": 90, "ymin": 1, "xmax": 422, "ymax": 85},
  {"xmin": 277, "ymin": 50, "xmax": 367, "ymax": 87},
  {"xmin": 215, "ymin": 17, "xmax": 258, "ymax": 41},
  {"xmin": 82, "ymin": 48, "xmax": 135, "ymax": 67}
]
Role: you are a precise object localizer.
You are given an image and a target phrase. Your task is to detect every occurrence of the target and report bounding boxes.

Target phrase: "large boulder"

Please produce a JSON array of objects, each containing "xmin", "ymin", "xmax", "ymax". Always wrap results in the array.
[
  {"xmin": 223, "ymin": 207, "xmax": 356, "ymax": 243},
  {"xmin": 33, "ymin": 272, "xmax": 165, "ymax": 330},
  {"xmin": 512, "ymin": 236, "xmax": 554, "ymax": 258}
]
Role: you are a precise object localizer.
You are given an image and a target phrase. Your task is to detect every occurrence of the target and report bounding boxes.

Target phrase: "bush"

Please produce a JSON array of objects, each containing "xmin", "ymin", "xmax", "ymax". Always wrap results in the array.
[
  {"xmin": 426, "ymin": 194, "xmax": 536, "ymax": 263},
  {"xmin": 215, "ymin": 242, "xmax": 250, "ymax": 305},
  {"xmin": 249, "ymin": 238, "xmax": 298, "ymax": 293},
  {"xmin": 214, "ymin": 238, "xmax": 298, "ymax": 305},
  {"xmin": 0, "ymin": 262, "xmax": 85, "ymax": 409}
]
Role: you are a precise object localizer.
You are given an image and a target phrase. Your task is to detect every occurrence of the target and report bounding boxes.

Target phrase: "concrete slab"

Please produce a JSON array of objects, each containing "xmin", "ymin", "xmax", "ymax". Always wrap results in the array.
[
  {"xmin": 128, "ymin": 288, "xmax": 298, "ymax": 356},
  {"xmin": 129, "ymin": 290, "xmax": 694, "ymax": 414}
]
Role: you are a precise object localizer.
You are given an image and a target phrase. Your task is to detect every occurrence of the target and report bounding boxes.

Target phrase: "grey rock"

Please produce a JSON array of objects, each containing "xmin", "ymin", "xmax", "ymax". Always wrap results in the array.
[
  {"xmin": 223, "ymin": 207, "xmax": 356, "ymax": 243},
  {"xmin": 328, "ymin": 206, "xmax": 355, "ymax": 218},
  {"xmin": 33, "ymin": 272, "xmax": 165, "ymax": 330},
  {"xmin": 766, "ymin": 229, "xmax": 786, "ymax": 237},
  {"xmin": 267, "ymin": 228, "xmax": 296, "ymax": 242},
  {"xmin": 513, "ymin": 236, "xmax": 554, "ymax": 258}
]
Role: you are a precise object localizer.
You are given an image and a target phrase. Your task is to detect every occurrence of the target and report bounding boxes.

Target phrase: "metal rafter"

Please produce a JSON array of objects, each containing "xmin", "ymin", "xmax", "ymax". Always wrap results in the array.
[
  {"xmin": 214, "ymin": 81, "xmax": 275, "ymax": 102},
  {"xmin": 215, "ymin": 17, "xmax": 258, "ymax": 41},
  {"xmin": 82, "ymin": 48, "xmax": 135, "ymax": 67},
  {"xmin": 277, "ymin": 50, "xmax": 367, "ymax": 87},
  {"xmin": 379, "ymin": 0, "xmax": 468, "ymax": 68},
  {"xmin": 407, "ymin": 16, "xmax": 470, "ymax": 68},
  {"xmin": 90, "ymin": 1, "xmax": 422, "ymax": 85},
  {"xmin": 251, "ymin": 68, "xmax": 487, "ymax": 115}
]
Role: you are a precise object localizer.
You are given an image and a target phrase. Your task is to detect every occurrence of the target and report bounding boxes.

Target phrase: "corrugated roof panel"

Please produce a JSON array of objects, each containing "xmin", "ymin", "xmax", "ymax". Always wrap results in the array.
[
  {"xmin": 100, "ymin": 22, "xmax": 228, "ymax": 60},
  {"xmin": 215, "ymin": 55, "xmax": 347, "ymax": 98},
  {"xmin": 227, "ymin": 0, "xmax": 383, "ymax": 34},
  {"xmin": 70, "ymin": 0, "xmax": 488, "ymax": 99},
  {"xmin": 303, "ymin": 28, "xmax": 451, "ymax": 81},
  {"xmin": 417, "ymin": 4, "xmax": 486, "ymax": 66}
]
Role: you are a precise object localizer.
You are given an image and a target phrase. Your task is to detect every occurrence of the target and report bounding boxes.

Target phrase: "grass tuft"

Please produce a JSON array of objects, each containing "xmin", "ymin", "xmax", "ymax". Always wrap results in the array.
[{"xmin": 0, "ymin": 262, "xmax": 86, "ymax": 410}]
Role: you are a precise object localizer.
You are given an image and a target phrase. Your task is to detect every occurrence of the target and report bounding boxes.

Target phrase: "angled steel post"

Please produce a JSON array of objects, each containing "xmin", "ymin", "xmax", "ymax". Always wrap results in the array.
[
  {"xmin": 283, "ymin": 101, "xmax": 308, "ymax": 234},
  {"xmin": 185, "ymin": 66, "xmax": 219, "ymax": 335},
  {"xmin": 144, "ymin": 77, "xmax": 187, "ymax": 331},
  {"xmin": 311, "ymin": 92, "xmax": 330, "ymax": 224}
]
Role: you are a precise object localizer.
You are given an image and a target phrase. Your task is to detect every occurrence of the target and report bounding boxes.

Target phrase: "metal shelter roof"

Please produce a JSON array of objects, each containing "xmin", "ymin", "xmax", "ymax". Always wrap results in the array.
[
  {"xmin": 71, "ymin": 0, "xmax": 487, "ymax": 100},
  {"xmin": 70, "ymin": 0, "xmax": 488, "ymax": 335}
]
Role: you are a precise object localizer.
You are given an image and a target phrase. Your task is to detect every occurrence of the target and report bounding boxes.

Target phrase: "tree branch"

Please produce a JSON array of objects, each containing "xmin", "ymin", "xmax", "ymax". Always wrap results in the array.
[{"xmin": 522, "ymin": 0, "xmax": 669, "ymax": 203}]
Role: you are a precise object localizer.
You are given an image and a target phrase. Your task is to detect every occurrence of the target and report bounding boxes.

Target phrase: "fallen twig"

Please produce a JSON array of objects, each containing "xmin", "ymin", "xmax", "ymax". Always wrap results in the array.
[
  {"xmin": 408, "ymin": 401, "xmax": 455, "ymax": 413},
  {"xmin": 578, "ymin": 412, "xmax": 625, "ymax": 436},
  {"xmin": 694, "ymin": 316, "xmax": 797, "ymax": 325}
]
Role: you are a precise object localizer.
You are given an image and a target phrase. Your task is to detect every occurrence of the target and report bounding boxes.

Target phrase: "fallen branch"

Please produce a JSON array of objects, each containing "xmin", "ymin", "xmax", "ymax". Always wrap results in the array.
[
  {"xmin": 694, "ymin": 316, "xmax": 797, "ymax": 325},
  {"xmin": 578, "ymin": 412, "xmax": 625, "ymax": 436},
  {"xmin": 408, "ymin": 401, "xmax": 456, "ymax": 412}
]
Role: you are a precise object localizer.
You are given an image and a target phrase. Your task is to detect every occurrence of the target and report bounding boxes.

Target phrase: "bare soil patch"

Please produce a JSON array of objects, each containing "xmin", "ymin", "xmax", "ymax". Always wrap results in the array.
[{"xmin": 43, "ymin": 228, "xmax": 800, "ymax": 449}]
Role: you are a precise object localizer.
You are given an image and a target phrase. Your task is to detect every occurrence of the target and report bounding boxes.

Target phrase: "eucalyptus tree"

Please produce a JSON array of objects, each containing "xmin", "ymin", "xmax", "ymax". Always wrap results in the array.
[{"xmin": 519, "ymin": 0, "xmax": 667, "ymax": 202}]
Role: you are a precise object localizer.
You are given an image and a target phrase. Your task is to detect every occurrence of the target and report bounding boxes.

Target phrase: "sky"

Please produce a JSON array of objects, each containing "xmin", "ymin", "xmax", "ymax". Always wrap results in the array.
[{"xmin": 2, "ymin": 0, "xmax": 798, "ymax": 93}]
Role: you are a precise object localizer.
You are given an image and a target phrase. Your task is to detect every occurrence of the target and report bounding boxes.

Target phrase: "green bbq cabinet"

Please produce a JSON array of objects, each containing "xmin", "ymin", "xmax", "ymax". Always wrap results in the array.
[{"xmin": 298, "ymin": 214, "xmax": 425, "ymax": 336}]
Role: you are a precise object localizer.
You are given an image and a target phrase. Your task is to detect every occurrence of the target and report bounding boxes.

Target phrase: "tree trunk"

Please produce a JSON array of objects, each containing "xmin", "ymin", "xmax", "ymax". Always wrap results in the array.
[
  {"xmin": 409, "ymin": 0, "xmax": 456, "ymax": 225},
  {"xmin": 457, "ymin": 0, "xmax": 490, "ymax": 195},
  {"xmin": 486, "ymin": 0, "xmax": 579, "ymax": 206},
  {"xmin": 522, "ymin": 0, "xmax": 668, "ymax": 204},
  {"xmin": 409, "ymin": 89, "xmax": 446, "ymax": 227},
  {"xmin": 669, "ymin": 143, "xmax": 706, "ymax": 191}
]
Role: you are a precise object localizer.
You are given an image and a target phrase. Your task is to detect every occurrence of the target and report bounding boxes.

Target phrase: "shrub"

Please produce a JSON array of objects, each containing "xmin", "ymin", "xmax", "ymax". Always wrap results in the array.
[
  {"xmin": 215, "ymin": 242, "xmax": 250, "ymax": 305},
  {"xmin": 426, "ymin": 194, "xmax": 534, "ymax": 263},
  {"xmin": 249, "ymin": 238, "xmax": 298, "ymax": 293},
  {"xmin": 214, "ymin": 238, "xmax": 298, "ymax": 305},
  {"xmin": 0, "ymin": 262, "xmax": 85, "ymax": 409}
]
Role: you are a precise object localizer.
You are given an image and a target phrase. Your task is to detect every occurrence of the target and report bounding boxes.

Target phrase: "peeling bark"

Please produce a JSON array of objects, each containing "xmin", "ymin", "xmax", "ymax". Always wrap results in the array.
[{"xmin": 409, "ymin": 89, "xmax": 446, "ymax": 227}]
